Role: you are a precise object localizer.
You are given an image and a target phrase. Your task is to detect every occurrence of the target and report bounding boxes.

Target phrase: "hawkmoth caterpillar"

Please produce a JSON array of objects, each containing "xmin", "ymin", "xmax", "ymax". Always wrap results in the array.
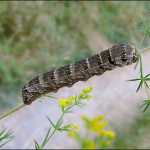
[{"xmin": 22, "ymin": 43, "xmax": 138, "ymax": 105}]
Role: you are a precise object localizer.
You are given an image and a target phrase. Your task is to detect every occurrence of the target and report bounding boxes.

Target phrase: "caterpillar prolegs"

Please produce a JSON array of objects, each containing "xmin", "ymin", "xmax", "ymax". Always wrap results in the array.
[{"xmin": 22, "ymin": 43, "xmax": 138, "ymax": 105}]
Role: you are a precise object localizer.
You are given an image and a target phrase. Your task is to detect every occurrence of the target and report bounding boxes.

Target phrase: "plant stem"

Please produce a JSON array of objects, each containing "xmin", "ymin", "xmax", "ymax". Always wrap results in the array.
[
  {"xmin": 138, "ymin": 29, "xmax": 146, "ymax": 78},
  {"xmin": 0, "ymin": 104, "xmax": 26, "ymax": 120},
  {"xmin": 145, "ymin": 84, "xmax": 150, "ymax": 99},
  {"xmin": 40, "ymin": 128, "xmax": 57, "ymax": 149},
  {"xmin": 39, "ymin": 101, "xmax": 77, "ymax": 149},
  {"xmin": 43, "ymin": 95, "xmax": 58, "ymax": 100},
  {"xmin": 40, "ymin": 111, "xmax": 65, "ymax": 149},
  {"xmin": 139, "ymin": 53, "xmax": 144, "ymax": 78},
  {"xmin": 138, "ymin": 30, "xmax": 146, "ymax": 53}
]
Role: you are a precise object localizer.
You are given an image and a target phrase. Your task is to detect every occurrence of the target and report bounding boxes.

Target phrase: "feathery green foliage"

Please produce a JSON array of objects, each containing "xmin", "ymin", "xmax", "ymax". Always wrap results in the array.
[{"xmin": 0, "ymin": 128, "xmax": 14, "ymax": 148}]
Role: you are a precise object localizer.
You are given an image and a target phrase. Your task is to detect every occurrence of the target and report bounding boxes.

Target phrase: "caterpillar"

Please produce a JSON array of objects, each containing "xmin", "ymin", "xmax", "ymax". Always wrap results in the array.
[{"xmin": 22, "ymin": 43, "xmax": 138, "ymax": 105}]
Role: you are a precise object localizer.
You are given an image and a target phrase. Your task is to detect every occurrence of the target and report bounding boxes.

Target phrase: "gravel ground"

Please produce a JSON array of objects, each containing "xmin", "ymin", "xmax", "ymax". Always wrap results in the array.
[{"xmin": 1, "ymin": 50, "xmax": 150, "ymax": 149}]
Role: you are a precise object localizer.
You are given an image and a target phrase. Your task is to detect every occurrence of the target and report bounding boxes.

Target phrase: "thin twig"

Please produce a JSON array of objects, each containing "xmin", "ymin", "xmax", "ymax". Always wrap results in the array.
[{"xmin": 0, "ymin": 104, "xmax": 26, "ymax": 120}]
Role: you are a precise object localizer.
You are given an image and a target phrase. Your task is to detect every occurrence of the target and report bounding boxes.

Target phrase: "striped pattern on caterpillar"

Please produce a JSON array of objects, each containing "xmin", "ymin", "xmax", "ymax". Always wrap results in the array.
[{"xmin": 22, "ymin": 43, "xmax": 138, "ymax": 105}]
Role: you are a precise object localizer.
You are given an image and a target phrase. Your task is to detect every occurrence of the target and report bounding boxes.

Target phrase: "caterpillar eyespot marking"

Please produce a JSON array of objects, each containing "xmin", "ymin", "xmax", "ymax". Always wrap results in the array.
[{"xmin": 22, "ymin": 43, "xmax": 139, "ymax": 105}]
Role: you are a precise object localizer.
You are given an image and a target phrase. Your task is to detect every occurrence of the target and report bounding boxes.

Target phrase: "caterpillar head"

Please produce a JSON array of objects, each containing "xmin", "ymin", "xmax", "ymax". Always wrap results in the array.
[{"xmin": 108, "ymin": 43, "xmax": 139, "ymax": 67}]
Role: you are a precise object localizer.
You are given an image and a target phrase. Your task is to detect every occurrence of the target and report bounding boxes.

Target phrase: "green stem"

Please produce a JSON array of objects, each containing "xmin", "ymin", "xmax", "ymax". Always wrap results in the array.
[
  {"xmin": 145, "ymin": 84, "xmax": 150, "ymax": 99},
  {"xmin": 139, "ymin": 53, "xmax": 144, "ymax": 78},
  {"xmin": 40, "ymin": 128, "xmax": 57, "ymax": 149},
  {"xmin": 40, "ymin": 111, "xmax": 65, "ymax": 149},
  {"xmin": 43, "ymin": 95, "xmax": 58, "ymax": 100},
  {"xmin": 138, "ymin": 30, "xmax": 146, "ymax": 53},
  {"xmin": 0, "ymin": 104, "xmax": 26, "ymax": 120},
  {"xmin": 138, "ymin": 29, "xmax": 146, "ymax": 78},
  {"xmin": 40, "ymin": 101, "xmax": 77, "ymax": 149}
]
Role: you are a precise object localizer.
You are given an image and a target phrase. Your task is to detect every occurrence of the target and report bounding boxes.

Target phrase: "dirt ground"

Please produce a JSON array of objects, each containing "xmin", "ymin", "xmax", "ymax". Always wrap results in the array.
[{"xmin": 0, "ymin": 48, "xmax": 150, "ymax": 149}]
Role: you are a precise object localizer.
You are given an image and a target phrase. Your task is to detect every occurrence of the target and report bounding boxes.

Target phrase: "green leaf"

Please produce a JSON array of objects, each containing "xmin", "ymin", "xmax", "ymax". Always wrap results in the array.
[
  {"xmin": 143, "ymin": 100, "xmax": 150, "ymax": 102},
  {"xmin": 0, "ymin": 128, "xmax": 7, "ymax": 136},
  {"xmin": 146, "ymin": 7, "xmax": 150, "ymax": 13},
  {"xmin": 145, "ymin": 73, "xmax": 150, "ymax": 78},
  {"xmin": 132, "ymin": 27, "xmax": 145, "ymax": 31},
  {"xmin": 63, "ymin": 124, "xmax": 72, "ymax": 129},
  {"xmin": 144, "ymin": 81, "xmax": 149, "ymax": 89},
  {"xmin": 34, "ymin": 140, "xmax": 40, "ymax": 150},
  {"xmin": 0, "ymin": 136, "xmax": 14, "ymax": 148},
  {"xmin": 136, "ymin": 81, "xmax": 143, "ymax": 92},
  {"xmin": 76, "ymin": 101, "xmax": 83, "ymax": 105},
  {"xmin": 41, "ymin": 127, "xmax": 51, "ymax": 148},
  {"xmin": 56, "ymin": 118, "xmax": 62, "ymax": 128},
  {"xmin": 66, "ymin": 103, "xmax": 73, "ymax": 106},
  {"xmin": 75, "ymin": 95, "xmax": 77, "ymax": 103},
  {"xmin": 76, "ymin": 104, "xmax": 83, "ymax": 108},
  {"xmin": 146, "ymin": 7, "xmax": 150, "ymax": 11},
  {"xmin": 65, "ymin": 111, "xmax": 73, "ymax": 113},
  {"xmin": 135, "ymin": 19, "xmax": 145, "ymax": 27},
  {"xmin": 58, "ymin": 128, "xmax": 69, "ymax": 131},
  {"xmin": 4, "ymin": 130, "xmax": 13, "ymax": 138},
  {"xmin": 127, "ymin": 78, "xmax": 141, "ymax": 81},
  {"xmin": 146, "ymin": 29, "xmax": 150, "ymax": 38},
  {"xmin": 65, "ymin": 106, "xmax": 73, "ymax": 112},
  {"xmin": 145, "ymin": 78, "xmax": 150, "ymax": 81},
  {"xmin": 143, "ymin": 103, "xmax": 150, "ymax": 112},
  {"xmin": 0, "ymin": 128, "xmax": 14, "ymax": 148},
  {"xmin": 139, "ymin": 102, "xmax": 148, "ymax": 109},
  {"xmin": 134, "ymin": 57, "xmax": 140, "ymax": 70},
  {"xmin": 58, "ymin": 120, "xmax": 63, "ymax": 128},
  {"xmin": 46, "ymin": 116, "xmax": 55, "ymax": 128}
]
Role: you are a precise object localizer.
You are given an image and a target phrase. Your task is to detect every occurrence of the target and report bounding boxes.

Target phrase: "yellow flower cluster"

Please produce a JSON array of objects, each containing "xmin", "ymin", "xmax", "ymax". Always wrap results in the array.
[
  {"xmin": 68, "ymin": 113, "xmax": 115, "ymax": 149},
  {"xmin": 100, "ymin": 130, "xmax": 115, "ymax": 139},
  {"xmin": 82, "ymin": 115, "xmax": 108, "ymax": 134},
  {"xmin": 83, "ymin": 140, "xmax": 95, "ymax": 149},
  {"xmin": 58, "ymin": 85, "xmax": 94, "ymax": 107},
  {"xmin": 80, "ymin": 86, "xmax": 94, "ymax": 99},
  {"xmin": 68, "ymin": 123, "xmax": 79, "ymax": 137},
  {"xmin": 58, "ymin": 95, "xmax": 76, "ymax": 107}
]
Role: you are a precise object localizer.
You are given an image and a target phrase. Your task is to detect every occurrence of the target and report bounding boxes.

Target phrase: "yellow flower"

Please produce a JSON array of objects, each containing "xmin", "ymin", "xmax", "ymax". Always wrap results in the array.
[
  {"xmin": 66, "ymin": 100, "xmax": 71, "ymax": 104},
  {"xmin": 82, "ymin": 115, "xmax": 86, "ymax": 120},
  {"xmin": 86, "ymin": 88, "xmax": 90, "ymax": 92},
  {"xmin": 83, "ymin": 88, "xmax": 87, "ymax": 93},
  {"xmin": 82, "ymin": 115, "xmax": 91, "ymax": 123},
  {"xmin": 98, "ymin": 115, "xmax": 104, "ymax": 121},
  {"xmin": 88, "ymin": 117, "xmax": 108, "ymax": 133},
  {"xmin": 101, "ymin": 121, "xmax": 108, "ymax": 128},
  {"xmin": 58, "ymin": 98, "xmax": 67, "ymax": 107},
  {"xmin": 81, "ymin": 92, "xmax": 85, "ymax": 97},
  {"xmin": 72, "ymin": 96, "xmax": 76, "ymax": 99},
  {"xmin": 68, "ymin": 131, "xmax": 73, "ymax": 137},
  {"xmin": 83, "ymin": 103, "xmax": 87, "ymax": 106},
  {"xmin": 89, "ymin": 95, "xmax": 93, "ymax": 98},
  {"xmin": 100, "ymin": 130, "xmax": 107, "ymax": 136},
  {"xmin": 107, "ymin": 131, "xmax": 115, "ymax": 139},
  {"xmin": 74, "ymin": 129, "xmax": 78, "ymax": 134},
  {"xmin": 89, "ymin": 142, "xmax": 95, "ymax": 149},
  {"xmin": 83, "ymin": 141, "xmax": 95, "ymax": 149},
  {"xmin": 90, "ymin": 86, "xmax": 94, "ymax": 90},
  {"xmin": 73, "ymin": 123, "xmax": 78, "ymax": 129},
  {"xmin": 69, "ymin": 97, "xmax": 74, "ymax": 102}
]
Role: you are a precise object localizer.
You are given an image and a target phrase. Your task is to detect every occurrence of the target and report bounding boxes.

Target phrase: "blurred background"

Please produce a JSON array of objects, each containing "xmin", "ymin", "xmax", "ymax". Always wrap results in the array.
[{"xmin": 0, "ymin": 1, "xmax": 150, "ymax": 149}]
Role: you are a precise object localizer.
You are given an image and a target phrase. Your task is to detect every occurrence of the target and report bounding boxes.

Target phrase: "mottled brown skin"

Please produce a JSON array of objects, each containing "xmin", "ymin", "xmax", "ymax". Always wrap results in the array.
[{"xmin": 22, "ymin": 43, "xmax": 139, "ymax": 105}]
